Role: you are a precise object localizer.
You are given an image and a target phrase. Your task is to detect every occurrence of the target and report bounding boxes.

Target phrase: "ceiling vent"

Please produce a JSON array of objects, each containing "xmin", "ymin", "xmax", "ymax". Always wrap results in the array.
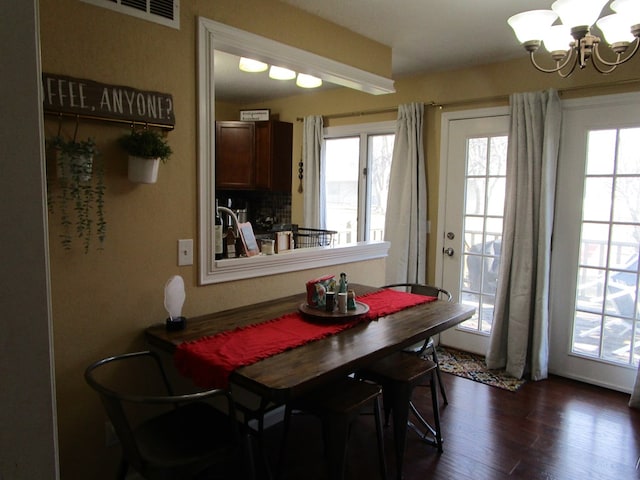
[{"xmin": 81, "ymin": 0, "xmax": 180, "ymax": 30}]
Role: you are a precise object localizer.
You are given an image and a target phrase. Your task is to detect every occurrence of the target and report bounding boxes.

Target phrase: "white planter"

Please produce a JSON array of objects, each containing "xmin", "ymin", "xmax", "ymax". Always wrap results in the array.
[{"xmin": 128, "ymin": 155, "xmax": 160, "ymax": 184}]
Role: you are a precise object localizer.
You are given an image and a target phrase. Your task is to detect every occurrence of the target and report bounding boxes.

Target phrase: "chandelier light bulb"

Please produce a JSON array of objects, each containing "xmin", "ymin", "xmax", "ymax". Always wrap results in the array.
[
  {"xmin": 551, "ymin": 0, "xmax": 608, "ymax": 30},
  {"xmin": 596, "ymin": 14, "xmax": 635, "ymax": 45},
  {"xmin": 611, "ymin": 0, "xmax": 640, "ymax": 27},
  {"xmin": 508, "ymin": 9, "xmax": 558, "ymax": 43},
  {"xmin": 543, "ymin": 25, "xmax": 573, "ymax": 54}
]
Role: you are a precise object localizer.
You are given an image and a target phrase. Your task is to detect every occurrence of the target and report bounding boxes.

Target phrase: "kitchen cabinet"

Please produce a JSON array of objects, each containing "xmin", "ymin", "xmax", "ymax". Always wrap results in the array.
[
  {"xmin": 215, "ymin": 121, "xmax": 255, "ymax": 190},
  {"xmin": 216, "ymin": 120, "xmax": 292, "ymax": 191}
]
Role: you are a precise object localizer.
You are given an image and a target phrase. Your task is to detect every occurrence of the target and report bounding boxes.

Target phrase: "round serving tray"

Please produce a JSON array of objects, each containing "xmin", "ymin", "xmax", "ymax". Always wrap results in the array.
[{"xmin": 298, "ymin": 301, "xmax": 369, "ymax": 322}]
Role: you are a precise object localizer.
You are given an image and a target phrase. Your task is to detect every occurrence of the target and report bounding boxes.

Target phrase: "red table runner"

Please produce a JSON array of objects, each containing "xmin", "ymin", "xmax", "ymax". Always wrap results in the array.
[{"xmin": 174, "ymin": 289, "xmax": 436, "ymax": 389}]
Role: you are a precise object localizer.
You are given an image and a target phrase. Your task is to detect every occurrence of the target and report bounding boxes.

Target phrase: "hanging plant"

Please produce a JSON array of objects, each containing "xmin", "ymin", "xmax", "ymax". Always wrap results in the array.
[
  {"xmin": 118, "ymin": 129, "xmax": 172, "ymax": 183},
  {"xmin": 47, "ymin": 136, "xmax": 106, "ymax": 253}
]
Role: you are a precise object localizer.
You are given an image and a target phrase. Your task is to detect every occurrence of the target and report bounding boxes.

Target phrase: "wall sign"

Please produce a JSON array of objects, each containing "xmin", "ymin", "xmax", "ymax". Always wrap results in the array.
[
  {"xmin": 42, "ymin": 73, "xmax": 175, "ymax": 128},
  {"xmin": 240, "ymin": 109, "xmax": 270, "ymax": 121}
]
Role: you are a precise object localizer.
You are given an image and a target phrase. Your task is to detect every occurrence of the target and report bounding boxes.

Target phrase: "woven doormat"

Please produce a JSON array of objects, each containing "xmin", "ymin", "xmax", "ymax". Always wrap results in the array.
[{"xmin": 436, "ymin": 346, "xmax": 526, "ymax": 392}]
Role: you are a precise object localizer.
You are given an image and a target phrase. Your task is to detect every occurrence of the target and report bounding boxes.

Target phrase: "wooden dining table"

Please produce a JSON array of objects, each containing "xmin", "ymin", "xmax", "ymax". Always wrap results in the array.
[
  {"xmin": 145, "ymin": 284, "xmax": 475, "ymax": 402},
  {"xmin": 145, "ymin": 283, "xmax": 475, "ymax": 478}
]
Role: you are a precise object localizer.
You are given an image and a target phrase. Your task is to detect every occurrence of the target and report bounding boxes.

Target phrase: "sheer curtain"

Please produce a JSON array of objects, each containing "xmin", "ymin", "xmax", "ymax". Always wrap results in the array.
[
  {"xmin": 486, "ymin": 90, "xmax": 561, "ymax": 381},
  {"xmin": 384, "ymin": 103, "xmax": 427, "ymax": 285},
  {"xmin": 302, "ymin": 115, "xmax": 324, "ymax": 228},
  {"xmin": 631, "ymin": 367, "xmax": 640, "ymax": 407}
]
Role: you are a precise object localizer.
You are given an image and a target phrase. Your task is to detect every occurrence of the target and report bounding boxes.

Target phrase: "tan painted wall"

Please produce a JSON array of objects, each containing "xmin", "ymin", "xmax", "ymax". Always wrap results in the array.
[
  {"xmin": 39, "ymin": 1, "xmax": 390, "ymax": 478},
  {"xmin": 39, "ymin": 0, "xmax": 640, "ymax": 477}
]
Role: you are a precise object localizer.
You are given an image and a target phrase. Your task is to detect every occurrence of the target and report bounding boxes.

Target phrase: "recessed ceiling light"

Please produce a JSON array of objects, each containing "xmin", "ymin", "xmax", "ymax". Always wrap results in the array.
[
  {"xmin": 239, "ymin": 57, "xmax": 268, "ymax": 73},
  {"xmin": 296, "ymin": 73, "xmax": 323, "ymax": 88},
  {"xmin": 269, "ymin": 65, "xmax": 296, "ymax": 80}
]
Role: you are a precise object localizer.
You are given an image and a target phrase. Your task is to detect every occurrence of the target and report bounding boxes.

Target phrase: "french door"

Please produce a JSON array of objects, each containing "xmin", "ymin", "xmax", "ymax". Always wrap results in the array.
[
  {"xmin": 550, "ymin": 93, "xmax": 640, "ymax": 392},
  {"xmin": 437, "ymin": 108, "xmax": 509, "ymax": 355},
  {"xmin": 438, "ymin": 96, "xmax": 640, "ymax": 392}
]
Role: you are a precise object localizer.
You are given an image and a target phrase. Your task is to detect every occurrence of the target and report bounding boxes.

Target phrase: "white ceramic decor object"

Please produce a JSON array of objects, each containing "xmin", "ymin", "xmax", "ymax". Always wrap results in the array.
[{"xmin": 164, "ymin": 275, "xmax": 186, "ymax": 320}]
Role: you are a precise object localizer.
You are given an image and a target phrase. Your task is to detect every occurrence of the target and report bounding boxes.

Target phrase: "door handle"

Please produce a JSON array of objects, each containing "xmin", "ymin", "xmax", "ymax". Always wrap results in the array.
[{"xmin": 443, "ymin": 247, "xmax": 454, "ymax": 257}]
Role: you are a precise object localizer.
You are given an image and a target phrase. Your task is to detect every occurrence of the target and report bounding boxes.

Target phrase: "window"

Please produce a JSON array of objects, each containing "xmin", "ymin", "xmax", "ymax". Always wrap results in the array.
[
  {"xmin": 460, "ymin": 135, "xmax": 507, "ymax": 334},
  {"xmin": 81, "ymin": 0, "xmax": 180, "ymax": 29},
  {"xmin": 323, "ymin": 121, "xmax": 395, "ymax": 245}
]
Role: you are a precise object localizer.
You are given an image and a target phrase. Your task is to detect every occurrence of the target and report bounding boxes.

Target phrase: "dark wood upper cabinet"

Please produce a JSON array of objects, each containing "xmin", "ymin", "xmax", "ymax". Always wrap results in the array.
[
  {"xmin": 215, "ymin": 121, "xmax": 255, "ymax": 189},
  {"xmin": 216, "ymin": 120, "xmax": 292, "ymax": 192}
]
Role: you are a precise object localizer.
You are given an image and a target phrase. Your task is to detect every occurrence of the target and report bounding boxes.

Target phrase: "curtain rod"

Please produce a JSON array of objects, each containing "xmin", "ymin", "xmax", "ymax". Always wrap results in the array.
[
  {"xmin": 430, "ymin": 77, "xmax": 640, "ymax": 110},
  {"xmin": 296, "ymin": 106, "xmax": 398, "ymax": 122},
  {"xmin": 295, "ymin": 77, "xmax": 640, "ymax": 121}
]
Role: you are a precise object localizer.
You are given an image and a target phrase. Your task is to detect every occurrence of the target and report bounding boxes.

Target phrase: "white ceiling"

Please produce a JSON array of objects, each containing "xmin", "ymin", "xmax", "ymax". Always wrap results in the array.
[
  {"xmin": 216, "ymin": 0, "xmax": 617, "ymax": 104},
  {"xmin": 280, "ymin": 0, "xmax": 561, "ymax": 76}
]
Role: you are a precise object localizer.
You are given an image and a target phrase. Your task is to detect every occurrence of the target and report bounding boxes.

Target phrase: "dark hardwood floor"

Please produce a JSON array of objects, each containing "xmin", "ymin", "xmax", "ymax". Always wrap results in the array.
[{"xmin": 261, "ymin": 373, "xmax": 640, "ymax": 480}]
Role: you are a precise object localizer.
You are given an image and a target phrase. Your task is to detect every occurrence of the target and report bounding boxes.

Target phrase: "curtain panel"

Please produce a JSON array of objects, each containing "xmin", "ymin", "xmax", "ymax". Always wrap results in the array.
[
  {"xmin": 486, "ymin": 89, "xmax": 561, "ymax": 381},
  {"xmin": 384, "ymin": 103, "xmax": 427, "ymax": 285},
  {"xmin": 302, "ymin": 115, "xmax": 324, "ymax": 229}
]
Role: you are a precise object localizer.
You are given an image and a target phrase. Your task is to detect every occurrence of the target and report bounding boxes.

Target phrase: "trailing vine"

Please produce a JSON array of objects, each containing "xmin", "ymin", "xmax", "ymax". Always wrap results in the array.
[{"xmin": 47, "ymin": 136, "xmax": 106, "ymax": 253}]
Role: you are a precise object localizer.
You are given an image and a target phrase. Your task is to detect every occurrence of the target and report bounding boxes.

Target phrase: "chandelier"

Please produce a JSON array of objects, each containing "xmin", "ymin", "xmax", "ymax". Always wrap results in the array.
[{"xmin": 508, "ymin": 0, "xmax": 640, "ymax": 77}]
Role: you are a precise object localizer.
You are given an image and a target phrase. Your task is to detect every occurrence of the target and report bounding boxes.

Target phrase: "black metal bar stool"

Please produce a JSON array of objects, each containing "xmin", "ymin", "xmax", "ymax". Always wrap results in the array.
[
  {"xmin": 278, "ymin": 377, "xmax": 388, "ymax": 480},
  {"xmin": 361, "ymin": 353, "xmax": 442, "ymax": 480}
]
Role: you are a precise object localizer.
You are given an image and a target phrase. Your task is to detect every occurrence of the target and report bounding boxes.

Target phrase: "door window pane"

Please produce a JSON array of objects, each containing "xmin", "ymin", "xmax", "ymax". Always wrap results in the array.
[
  {"xmin": 579, "ymin": 223, "xmax": 610, "ymax": 268},
  {"xmin": 460, "ymin": 135, "xmax": 507, "ymax": 334},
  {"xmin": 582, "ymin": 177, "xmax": 612, "ymax": 222},
  {"xmin": 586, "ymin": 130, "xmax": 616, "ymax": 175},
  {"xmin": 467, "ymin": 138, "xmax": 487, "ymax": 175},
  {"xmin": 572, "ymin": 128, "xmax": 640, "ymax": 366},
  {"xmin": 617, "ymin": 128, "xmax": 640, "ymax": 175},
  {"xmin": 465, "ymin": 178, "xmax": 486, "ymax": 215}
]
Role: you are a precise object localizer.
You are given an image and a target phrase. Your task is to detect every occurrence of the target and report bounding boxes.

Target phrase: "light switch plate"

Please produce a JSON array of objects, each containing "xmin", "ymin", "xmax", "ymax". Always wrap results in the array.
[{"xmin": 178, "ymin": 239, "xmax": 193, "ymax": 266}]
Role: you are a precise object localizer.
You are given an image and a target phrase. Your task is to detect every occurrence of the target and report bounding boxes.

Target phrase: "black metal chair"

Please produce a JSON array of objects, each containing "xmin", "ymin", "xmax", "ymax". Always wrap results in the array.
[
  {"xmin": 384, "ymin": 283, "xmax": 452, "ymax": 407},
  {"xmin": 278, "ymin": 377, "xmax": 387, "ymax": 480},
  {"xmin": 85, "ymin": 350, "xmax": 254, "ymax": 480},
  {"xmin": 359, "ymin": 284, "xmax": 452, "ymax": 479}
]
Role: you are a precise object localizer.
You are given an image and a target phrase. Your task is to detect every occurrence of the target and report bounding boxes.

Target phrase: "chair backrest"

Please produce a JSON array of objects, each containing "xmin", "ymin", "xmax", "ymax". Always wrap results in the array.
[
  {"xmin": 383, "ymin": 283, "xmax": 452, "ymax": 302},
  {"xmin": 84, "ymin": 350, "xmax": 238, "ymax": 473},
  {"xmin": 84, "ymin": 351, "xmax": 174, "ymax": 471}
]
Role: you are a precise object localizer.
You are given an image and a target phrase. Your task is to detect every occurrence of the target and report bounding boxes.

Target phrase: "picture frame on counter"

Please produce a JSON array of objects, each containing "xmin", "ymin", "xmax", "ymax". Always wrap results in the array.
[
  {"xmin": 275, "ymin": 231, "xmax": 294, "ymax": 253},
  {"xmin": 240, "ymin": 109, "xmax": 270, "ymax": 121},
  {"xmin": 238, "ymin": 222, "xmax": 260, "ymax": 257}
]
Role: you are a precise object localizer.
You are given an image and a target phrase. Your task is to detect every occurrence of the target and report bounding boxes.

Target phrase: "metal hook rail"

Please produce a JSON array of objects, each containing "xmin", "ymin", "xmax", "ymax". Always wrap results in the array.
[{"xmin": 44, "ymin": 110, "xmax": 174, "ymax": 131}]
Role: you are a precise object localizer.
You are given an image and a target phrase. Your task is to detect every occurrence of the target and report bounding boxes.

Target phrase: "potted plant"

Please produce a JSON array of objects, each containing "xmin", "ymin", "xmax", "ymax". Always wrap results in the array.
[
  {"xmin": 47, "ymin": 136, "xmax": 106, "ymax": 253},
  {"xmin": 118, "ymin": 129, "xmax": 172, "ymax": 183}
]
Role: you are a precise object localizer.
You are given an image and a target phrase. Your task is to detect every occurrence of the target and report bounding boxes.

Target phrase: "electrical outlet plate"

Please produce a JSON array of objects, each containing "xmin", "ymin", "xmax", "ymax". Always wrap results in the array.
[{"xmin": 178, "ymin": 239, "xmax": 193, "ymax": 266}]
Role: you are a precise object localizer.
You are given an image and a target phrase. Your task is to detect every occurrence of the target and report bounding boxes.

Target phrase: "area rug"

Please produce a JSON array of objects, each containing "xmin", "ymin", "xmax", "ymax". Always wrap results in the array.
[{"xmin": 436, "ymin": 346, "xmax": 526, "ymax": 392}]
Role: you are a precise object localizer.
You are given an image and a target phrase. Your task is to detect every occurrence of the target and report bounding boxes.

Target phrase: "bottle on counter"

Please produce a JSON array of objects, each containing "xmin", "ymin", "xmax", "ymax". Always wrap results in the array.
[
  {"xmin": 225, "ymin": 227, "xmax": 237, "ymax": 258},
  {"xmin": 214, "ymin": 199, "xmax": 223, "ymax": 260}
]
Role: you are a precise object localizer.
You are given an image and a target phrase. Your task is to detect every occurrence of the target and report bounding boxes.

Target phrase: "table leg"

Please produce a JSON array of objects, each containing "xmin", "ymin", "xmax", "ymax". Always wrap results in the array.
[
  {"xmin": 390, "ymin": 383, "xmax": 412, "ymax": 480},
  {"xmin": 322, "ymin": 413, "xmax": 350, "ymax": 480}
]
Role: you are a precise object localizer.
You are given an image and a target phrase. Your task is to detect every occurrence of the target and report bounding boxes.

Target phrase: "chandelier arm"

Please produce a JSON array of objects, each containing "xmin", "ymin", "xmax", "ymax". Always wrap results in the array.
[
  {"xmin": 591, "ymin": 53, "xmax": 621, "ymax": 74},
  {"xmin": 592, "ymin": 40, "xmax": 640, "ymax": 68},
  {"xmin": 529, "ymin": 48, "xmax": 577, "ymax": 74},
  {"xmin": 557, "ymin": 58, "xmax": 579, "ymax": 78}
]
